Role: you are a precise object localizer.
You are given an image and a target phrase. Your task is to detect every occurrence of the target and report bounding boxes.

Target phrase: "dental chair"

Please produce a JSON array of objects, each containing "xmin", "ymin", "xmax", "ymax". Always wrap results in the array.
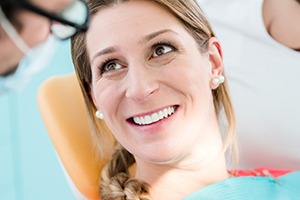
[{"xmin": 37, "ymin": 73, "xmax": 102, "ymax": 200}]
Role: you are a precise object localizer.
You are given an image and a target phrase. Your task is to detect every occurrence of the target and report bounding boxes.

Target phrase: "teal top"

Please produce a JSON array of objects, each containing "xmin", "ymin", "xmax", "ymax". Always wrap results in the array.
[{"xmin": 184, "ymin": 171, "xmax": 300, "ymax": 200}]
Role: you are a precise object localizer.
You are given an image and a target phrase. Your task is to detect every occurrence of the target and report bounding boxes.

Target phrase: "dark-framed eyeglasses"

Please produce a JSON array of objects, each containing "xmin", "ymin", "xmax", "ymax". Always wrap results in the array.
[{"xmin": 11, "ymin": 0, "xmax": 90, "ymax": 39}]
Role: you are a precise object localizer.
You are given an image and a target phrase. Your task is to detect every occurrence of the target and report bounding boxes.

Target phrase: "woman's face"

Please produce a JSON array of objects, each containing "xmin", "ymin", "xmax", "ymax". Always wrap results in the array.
[{"xmin": 87, "ymin": 0, "xmax": 223, "ymax": 164}]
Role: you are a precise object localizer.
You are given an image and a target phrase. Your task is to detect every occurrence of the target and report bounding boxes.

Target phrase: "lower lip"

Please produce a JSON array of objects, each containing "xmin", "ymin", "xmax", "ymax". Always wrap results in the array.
[{"xmin": 128, "ymin": 107, "xmax": 179, "ymax": 134}]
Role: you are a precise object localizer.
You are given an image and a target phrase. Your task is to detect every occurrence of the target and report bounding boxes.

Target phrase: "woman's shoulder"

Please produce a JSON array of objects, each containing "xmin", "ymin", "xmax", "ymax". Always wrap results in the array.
[{"xmin": 184, "ymin": 168, "xmax": 300, "ymax": 200}]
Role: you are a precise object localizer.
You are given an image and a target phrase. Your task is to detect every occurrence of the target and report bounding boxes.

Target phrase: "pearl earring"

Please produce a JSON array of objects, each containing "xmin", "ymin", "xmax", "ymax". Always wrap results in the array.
[
  {"xmin": 212, "ymin": 75, "xmax": 225, "ymax": 86},
  {"xmin": 95, "ymin": 111, "xmax": 104, "ymax": 120}
]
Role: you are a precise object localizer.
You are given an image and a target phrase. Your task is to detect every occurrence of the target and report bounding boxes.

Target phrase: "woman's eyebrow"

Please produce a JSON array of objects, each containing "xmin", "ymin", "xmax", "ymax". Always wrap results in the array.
[
  {"xmin": 91, "ymin": 29, "xmax": 177, "ymax": 63},
  {"xmin": 141, "ymin": 29, "xmax": 178, "ymax": 43},
  {"xmin": 91, "ymin": 46, "xmax": 118, "ymax": 63}
]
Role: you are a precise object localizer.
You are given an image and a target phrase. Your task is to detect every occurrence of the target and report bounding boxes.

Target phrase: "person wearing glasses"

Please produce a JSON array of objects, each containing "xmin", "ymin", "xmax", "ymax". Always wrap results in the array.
[{"xmin": 0, "ymin": 0, "xmax": 89, "ymax": 94}]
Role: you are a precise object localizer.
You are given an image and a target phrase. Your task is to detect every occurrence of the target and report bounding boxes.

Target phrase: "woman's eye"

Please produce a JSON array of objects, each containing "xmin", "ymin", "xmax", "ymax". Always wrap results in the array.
[
  {"xmin": 101, "ymin": 61, "xmax": 122, "ymax": 73},
  {"xmin": 152, "ymin": 44, "xmax": 174, "ymax": 58}
]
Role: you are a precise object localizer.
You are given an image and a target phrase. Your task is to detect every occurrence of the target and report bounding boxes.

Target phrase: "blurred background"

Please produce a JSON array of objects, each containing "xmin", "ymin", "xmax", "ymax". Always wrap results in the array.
[{"xmin": 0, "ymin": 40, "xmax": 75, "ymax": 199}]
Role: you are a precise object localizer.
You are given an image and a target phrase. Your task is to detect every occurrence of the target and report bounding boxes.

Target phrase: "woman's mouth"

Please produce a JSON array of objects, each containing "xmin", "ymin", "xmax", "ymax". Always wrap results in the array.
[{"xmin": 128, "ymin": 105, "xmax": 178, "ymax": 126}]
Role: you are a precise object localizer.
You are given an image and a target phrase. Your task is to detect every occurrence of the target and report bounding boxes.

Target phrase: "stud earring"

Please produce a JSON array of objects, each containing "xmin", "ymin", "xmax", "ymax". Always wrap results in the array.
[
  {"xmin": 212, "ymin": 75, "xmax": 225, "ymax": 86},
  {"xmin": 95, "ymin": 111, "xmax": 104, "ymax": 120}
]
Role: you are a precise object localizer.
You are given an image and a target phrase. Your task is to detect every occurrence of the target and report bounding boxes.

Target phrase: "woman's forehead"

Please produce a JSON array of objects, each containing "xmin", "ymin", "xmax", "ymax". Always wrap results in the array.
[
  {"xmin": 90, "ymin": 1, "xmax": 178, "ymax": 32},
  {"xmin": 86, "ymin": 1, "xmax": 184, "ymax": 54}
]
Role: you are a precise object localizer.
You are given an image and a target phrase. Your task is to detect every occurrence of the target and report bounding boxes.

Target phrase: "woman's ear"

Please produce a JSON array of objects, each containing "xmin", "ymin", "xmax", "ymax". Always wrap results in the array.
[
  {"xmin": 90, "ymin": 85, "xmax": 99, "ymax": 110},
  {"xmin": 90, "ymin": 86, "xmax": 97, "ymax": 107},
  {"xmin": 208, "ymin": 37, "xmax": 224, "ymax": 89},
  {"xmin": 90, "ymin": 87, "xmax": 105, "ymax": 119},
  {"xmin": 208, "ymin": 37, "xmax": 223, "ymax": 76}
]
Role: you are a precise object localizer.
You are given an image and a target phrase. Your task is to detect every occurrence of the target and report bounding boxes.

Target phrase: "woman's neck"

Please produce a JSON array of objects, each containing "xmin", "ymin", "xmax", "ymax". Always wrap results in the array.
[{"xmin": 135, "ymin": 146, "xmax": 229, "ymax": 199}]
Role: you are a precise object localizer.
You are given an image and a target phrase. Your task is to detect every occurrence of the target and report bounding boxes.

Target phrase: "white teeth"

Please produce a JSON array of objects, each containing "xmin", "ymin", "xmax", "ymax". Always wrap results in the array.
[
  {"xmin": 140, "ymin": 117, "xmax": 145, "ymax": 125},
  {"xmin": 163, "ymin": 108, "xmax": 168, "ymax": 117},
  {"xmin": 133, "ymin": 106, "xmax": 176, "ymax": 125},
  {"xmin": 151, "ymin": 113, "xmax": 159, "ymax": 122},
  {"xmin": 158, "ymin": 110, "xmax": 164, "ymax": 119},
  {"xmin": 134, "ymin": 117, "xmax": 141, "ymax": 124},
  {"xmin": 144, "ymin": 115, "xmax": 152, "ymax": 124}
]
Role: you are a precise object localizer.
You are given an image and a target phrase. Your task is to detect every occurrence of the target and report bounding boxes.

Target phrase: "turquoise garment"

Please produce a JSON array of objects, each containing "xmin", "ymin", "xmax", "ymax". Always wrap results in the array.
[{"xmin": 184, "ymin": 171, "xmax": 300, "ymax": 200}]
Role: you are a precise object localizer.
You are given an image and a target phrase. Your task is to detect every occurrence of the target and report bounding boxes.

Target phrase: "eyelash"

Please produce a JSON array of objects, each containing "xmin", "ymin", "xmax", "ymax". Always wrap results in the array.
[
  {"xmin": 150, "ymin": 41, "xmax": 177, "ymax": 58},
  {"xmin": 97, "ymin": 40, "xmax": 178, "ymax": 76},
  {"xmin": 98, "ymin": 58, "xmax": 118, "ymax": 75}
]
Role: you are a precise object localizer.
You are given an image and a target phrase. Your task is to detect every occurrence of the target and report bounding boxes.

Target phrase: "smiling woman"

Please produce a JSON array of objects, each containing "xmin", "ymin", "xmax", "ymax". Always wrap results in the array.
[{"xmin": 71, "ymin": 0, "xmax": 300, "ymax": 199}]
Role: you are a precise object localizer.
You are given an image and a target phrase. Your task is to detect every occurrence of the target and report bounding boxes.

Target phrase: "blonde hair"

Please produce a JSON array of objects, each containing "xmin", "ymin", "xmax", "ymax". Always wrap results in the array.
[{"xmin": 71, "ymin": 0, "xmax": 237, "ymax": 199}]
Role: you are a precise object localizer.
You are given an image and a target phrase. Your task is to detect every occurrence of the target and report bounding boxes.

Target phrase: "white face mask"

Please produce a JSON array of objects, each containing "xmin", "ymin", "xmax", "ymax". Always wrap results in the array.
[
  {"xmin": 0, "ymin": 35, "xmax": 59, "ymax": 95},
  {"xmin": 0, "ymin": 6, "xmax": 59, "ymax": 95},
  {"xmin": 0, "ymin": 0, "xmax": 91, "ymax": 95}
]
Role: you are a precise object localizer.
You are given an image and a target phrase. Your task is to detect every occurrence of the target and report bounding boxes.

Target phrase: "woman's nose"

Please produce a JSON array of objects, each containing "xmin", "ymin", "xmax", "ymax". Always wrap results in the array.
[{"xmin": 125, "ymin": 62, "xmax": 159, "ymax": 102}]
